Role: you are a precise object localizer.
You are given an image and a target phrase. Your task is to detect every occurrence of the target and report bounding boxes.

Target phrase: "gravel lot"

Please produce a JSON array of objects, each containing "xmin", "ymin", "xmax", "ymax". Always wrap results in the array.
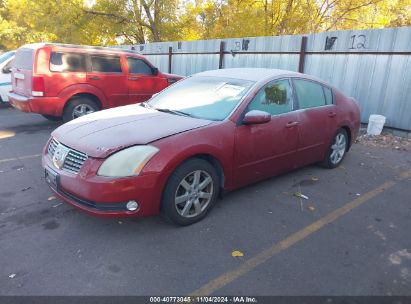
[{"xmin": 0, "ymin": 105, "xmax": 410, "ymax": 296}]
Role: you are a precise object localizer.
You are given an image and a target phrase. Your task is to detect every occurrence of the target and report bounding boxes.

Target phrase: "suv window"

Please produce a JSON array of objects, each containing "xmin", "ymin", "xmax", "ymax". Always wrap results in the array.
[
  {"xmin": 13, "ymin": 48, "xmax": 34, "ymax": 70},
  {"xmin": 90, "ymin": 55, "xmax": 122, "ymax": 73},
  {"xmin": 247, "ymin": 79, "xmax": 293, "ymax": 115},
  {"xmin": 127, "ymin": 57, "xmax": 153, "ymax": 75},
  {"xmin": 293, "ymin": 79, "xmax": 327, "ymax": 109},
  {"xmin": 50, "ymin": 52, "xmax": 87, "ymax": 72}
]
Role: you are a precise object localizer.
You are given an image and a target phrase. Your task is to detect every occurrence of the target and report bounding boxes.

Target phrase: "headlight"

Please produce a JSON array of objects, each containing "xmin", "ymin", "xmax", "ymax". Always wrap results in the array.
[{"xmin": 97, "ymin": 145, "xmax": 159, "ymax": 177}]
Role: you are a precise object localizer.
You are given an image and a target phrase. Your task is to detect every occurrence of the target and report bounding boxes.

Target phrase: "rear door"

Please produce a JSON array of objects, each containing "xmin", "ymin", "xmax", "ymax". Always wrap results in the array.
[
  {"xmin": 11, "ymin": 48, "xmax": 35, "ymax": 97},
  {"xmin": 292, "ymin": 78, "xmax": 338, "ymax": 166},
  {"xmin": 125, "ymin": 57, "xmax": 166, "ymax": 103},
  {"xmin": 87, "ymin": 54, "xmax": 128, "ymax": 108}
]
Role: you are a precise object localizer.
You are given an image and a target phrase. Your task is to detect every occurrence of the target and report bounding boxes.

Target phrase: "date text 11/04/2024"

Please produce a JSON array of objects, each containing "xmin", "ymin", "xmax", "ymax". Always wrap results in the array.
[{"xmin": 149, "ymin": 297, "xmax": 258, "ymax": 303}]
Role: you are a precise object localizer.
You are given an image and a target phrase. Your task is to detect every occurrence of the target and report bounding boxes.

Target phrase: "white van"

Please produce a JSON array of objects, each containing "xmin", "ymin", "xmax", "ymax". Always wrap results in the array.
[{"xmin": 0, "ymin": 51, "xmax": 16, "ymax": 103}]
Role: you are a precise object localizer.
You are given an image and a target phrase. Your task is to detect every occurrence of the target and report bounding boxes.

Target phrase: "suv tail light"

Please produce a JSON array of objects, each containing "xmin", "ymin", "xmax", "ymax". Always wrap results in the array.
[{"xmin": 32, "ymin": 76, "xmax": 45, "ymax": 97}]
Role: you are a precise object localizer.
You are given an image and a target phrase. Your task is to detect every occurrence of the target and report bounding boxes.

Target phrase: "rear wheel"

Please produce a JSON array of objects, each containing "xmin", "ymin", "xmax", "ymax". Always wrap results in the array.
[
  {"xmin": 42, "ymin": 114, "xmax": 61, "ymax": 122},
  {"xmin": 161, "ymin": 158, "xmax": 219, "ymax": 226},
  {"xmin": 63, "ymin": 97, "xmax": 99, "ymax": 122},
  {"xmin": 321, "ymin": 128, "xmax": 348, "ymax": 168}
]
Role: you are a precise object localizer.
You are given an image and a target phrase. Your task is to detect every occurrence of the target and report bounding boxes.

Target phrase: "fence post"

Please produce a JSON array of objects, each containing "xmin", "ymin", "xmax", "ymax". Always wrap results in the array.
[
  {"xmin": 168, "ymin": 46, "xmax": 172, "ymax": 74},
  {"xmin": 298, "ymin": 36, "xmax": 307, "ymax": 73},
  {"xmin": 219, "ymin": 41, "xmax": 225, "ymax": 69}
]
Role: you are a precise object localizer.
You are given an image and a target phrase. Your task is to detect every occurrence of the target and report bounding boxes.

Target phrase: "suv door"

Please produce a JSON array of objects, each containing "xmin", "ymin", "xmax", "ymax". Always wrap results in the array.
[
  {"xmin": 234, "ymin": 79, "xmax": 300, "ymax": 187},
  {"xmin": 125, "ymin": 57, "xmax": 165, "ymax": 103},
  {"xmin": 87, "ymin": 54, "xmax": 128, "ymax": 108},
  {"xmin": 292, "ymin": 78, "xmax": 337, "ymax": 166}
]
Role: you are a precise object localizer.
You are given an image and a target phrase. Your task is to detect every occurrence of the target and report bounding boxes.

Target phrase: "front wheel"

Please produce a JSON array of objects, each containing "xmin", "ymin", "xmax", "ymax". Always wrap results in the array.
[
  {"xmin": 161, "ymin": 158, "xmax": 220, "ymax": 226},
  {"xmin": 321, "ymin": 128, "xmax": 348, "ymax": 168}
]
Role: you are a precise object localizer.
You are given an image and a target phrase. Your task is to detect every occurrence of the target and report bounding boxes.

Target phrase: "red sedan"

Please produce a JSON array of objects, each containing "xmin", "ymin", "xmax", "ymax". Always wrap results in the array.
[{"xmin": 42, "ymin": 68, "xmax": 360, "ymax": 225}]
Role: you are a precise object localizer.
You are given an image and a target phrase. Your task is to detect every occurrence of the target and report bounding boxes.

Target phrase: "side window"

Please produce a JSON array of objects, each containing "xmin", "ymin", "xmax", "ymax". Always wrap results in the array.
[
  {"xmin": 293, "ymin": 79, "xmax": 326, "ymax": 109},
  {"xmin": 50, "ymin": 52, "xmax": 87, "ymax": 72},
  {"xmin": 127, "ymin": 57, "xmax": 153, "ymax": 75},
  {"xmin": 90, "ymin": 55, "xmax": 122, "ymax": 73},
  {"xmin": 247, "ymin": 79, "xmax": 293, "ymax": 116},
  {"xmin": 323, "ymin": 86, "xmax": 334, "ymax": 105}
]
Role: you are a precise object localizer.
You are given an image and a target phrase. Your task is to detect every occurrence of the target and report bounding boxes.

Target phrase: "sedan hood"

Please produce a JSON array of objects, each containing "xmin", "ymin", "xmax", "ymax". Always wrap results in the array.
[{"xmin": 52, "ymin": 104, "xmax": 212, "ymax": 158}]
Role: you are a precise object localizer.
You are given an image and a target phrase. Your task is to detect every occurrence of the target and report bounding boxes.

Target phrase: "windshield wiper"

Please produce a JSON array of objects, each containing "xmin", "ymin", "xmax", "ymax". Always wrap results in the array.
[{"xmin": 154, "ymin": 108, "xmax": 193, "ymax": 117}]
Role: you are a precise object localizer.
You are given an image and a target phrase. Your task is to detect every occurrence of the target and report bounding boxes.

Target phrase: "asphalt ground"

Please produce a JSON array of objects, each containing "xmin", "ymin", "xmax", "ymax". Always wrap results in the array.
[{"xmin": 0, "ymin": 105, "xmax": 410, "ymax": 296}]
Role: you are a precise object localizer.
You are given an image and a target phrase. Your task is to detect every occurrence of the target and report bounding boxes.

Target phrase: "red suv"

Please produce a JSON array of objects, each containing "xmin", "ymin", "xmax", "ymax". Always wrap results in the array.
[{"xmin": 8, "ymin": 43, "xmax": 182, "ymax": 122}]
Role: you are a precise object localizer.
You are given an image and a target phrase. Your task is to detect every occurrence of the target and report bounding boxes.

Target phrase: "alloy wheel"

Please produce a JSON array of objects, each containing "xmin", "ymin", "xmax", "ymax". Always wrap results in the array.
[
  {"xmin": 330, "ymin": 133, "xmax": 347, "ymax": 165},
  {"xmin": 72, "ymin": 104, "xmax": 95, "ymax": 119},
  {"xmin": 174, "ymin": 170, "xmax": 214, "ymax": 218}
]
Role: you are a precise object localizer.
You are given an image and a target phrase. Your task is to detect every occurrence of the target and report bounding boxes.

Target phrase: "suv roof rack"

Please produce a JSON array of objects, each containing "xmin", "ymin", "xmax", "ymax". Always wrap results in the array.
[{"xmin": 24, "ymin": 43, "xmax": 139, "ymax": 54}]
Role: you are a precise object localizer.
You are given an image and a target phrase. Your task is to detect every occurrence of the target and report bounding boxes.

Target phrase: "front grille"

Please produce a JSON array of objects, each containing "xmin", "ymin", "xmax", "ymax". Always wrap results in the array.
[{"xmin": 48, "ymin": 138, "xmax": 88, "ymax": 174}]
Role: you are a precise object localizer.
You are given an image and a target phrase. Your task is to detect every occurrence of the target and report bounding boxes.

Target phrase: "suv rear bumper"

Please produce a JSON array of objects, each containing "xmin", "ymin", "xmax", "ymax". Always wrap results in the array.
[{"xmin": 8, "ymin": 92, "xmax": 64, "ymax": 116}]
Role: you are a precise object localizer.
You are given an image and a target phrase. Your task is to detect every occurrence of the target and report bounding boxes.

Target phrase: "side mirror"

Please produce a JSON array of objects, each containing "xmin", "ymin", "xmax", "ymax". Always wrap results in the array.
[
  {"xmin": 152, "ymin": 67, "xmax": 159, "ymax": 76},
  {"xmin": 2, "ymin": 66, "xmax": 11, "ymax": 74},
  {"xmin": 243, "ymin": 110, "xmax": 271, "ymax": 125}
]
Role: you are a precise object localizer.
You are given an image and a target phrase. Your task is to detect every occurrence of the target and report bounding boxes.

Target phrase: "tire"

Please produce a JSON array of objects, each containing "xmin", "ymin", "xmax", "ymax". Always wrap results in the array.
[
  {"xmin": 42, "ymin": 114, "xmax": 61, "ymax": 122},
  {"xmin": 161, "ymin": 158, "xmax": 220, "ymax": 226},
  {"xmin": 321, "ymin": 128, "xmax": 348, "ymax": 169},
  {"xmin": 63, "ymin": 97, "xmax": 99, "ymax": 123}
]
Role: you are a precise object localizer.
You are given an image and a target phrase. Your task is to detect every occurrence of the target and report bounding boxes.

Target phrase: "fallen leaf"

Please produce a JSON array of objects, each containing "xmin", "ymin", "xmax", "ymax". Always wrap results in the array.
[
  {"xmin": 308, "ymin": 206, "xmax": 316, "ymax": 212},
  {"xmin": 231, "ymin": 250, "xmax": 244, "ymax": 257},
  {"xmin": 294, "ymin": 192, "xmax": 309, "ymax": 200}
]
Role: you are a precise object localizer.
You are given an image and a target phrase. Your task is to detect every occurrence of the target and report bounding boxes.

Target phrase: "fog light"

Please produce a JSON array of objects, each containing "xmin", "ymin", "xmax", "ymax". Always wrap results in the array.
[{"xmin": 126, "ymin": 200, "xmax": 139, "ymax": 211}]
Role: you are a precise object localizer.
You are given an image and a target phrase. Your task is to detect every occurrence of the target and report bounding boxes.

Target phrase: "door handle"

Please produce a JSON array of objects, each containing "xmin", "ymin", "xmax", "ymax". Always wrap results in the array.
[
  {"xmin": 328, "ymin": 112, "xmax": 337, "ymax": 117},
  {"xmin": 285, "ymin": 121, "xmax": 299, "ymax": 128},
  {"xmin": 128, "ymin": 77, "xmax": 139, "ymax": 81},
  {"xmin": 89, "ymin": 76, "xmax": 100, "ymax": 80}
]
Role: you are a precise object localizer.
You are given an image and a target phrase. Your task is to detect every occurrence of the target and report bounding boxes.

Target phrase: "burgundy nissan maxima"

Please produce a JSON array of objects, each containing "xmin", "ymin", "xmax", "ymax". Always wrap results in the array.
[{"xmin": 42, "ymin": 68, "xmax": 360, "ymax": 225}]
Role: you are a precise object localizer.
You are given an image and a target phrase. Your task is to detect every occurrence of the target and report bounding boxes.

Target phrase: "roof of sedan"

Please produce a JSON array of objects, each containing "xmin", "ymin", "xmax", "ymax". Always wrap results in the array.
[{"xmin": 195, "ymin": 68, "xmax": 302, "ymax": 82}]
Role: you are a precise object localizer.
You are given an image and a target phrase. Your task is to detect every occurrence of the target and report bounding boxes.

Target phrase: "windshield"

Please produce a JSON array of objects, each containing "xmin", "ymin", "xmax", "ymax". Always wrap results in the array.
[
  {"xmin": 148, "ymin": 76, "xmax": 255, "ymax": 121},
  {"xmin": 0, "ymin": 51, "xmax": 15, "ymax": 64}
]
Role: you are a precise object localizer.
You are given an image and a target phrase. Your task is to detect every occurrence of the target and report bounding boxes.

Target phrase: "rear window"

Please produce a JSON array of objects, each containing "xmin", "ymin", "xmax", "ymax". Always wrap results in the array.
[
  {"xmin": 323, "ymin": 86, "xmax": 334, "ymax": 105},
  {"xmin": 293, "ymin": 79, "xmax": 326, "ymax": 109},
  {"xmin": 90, "ymin": 55, "xmax": 122, "ymax": 73},
  {"xmin": 50, "ymin": 52, "xmax": 87, "ymax": 72},
  {"xmin": 13, "ymin": 48, "xmax": 34, "ymax": 70}
]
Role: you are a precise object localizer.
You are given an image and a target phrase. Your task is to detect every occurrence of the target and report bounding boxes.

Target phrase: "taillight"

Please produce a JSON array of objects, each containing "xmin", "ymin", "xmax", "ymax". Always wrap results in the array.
[{"xmin": 32, "ymin": 76, "xmax": 45, "ymax": 97}]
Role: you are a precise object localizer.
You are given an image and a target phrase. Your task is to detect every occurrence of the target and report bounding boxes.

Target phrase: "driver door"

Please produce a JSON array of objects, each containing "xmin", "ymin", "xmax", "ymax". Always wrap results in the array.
[{"xmin": 233, "ymin": 79, "xmax": 300, "ymax": 188}]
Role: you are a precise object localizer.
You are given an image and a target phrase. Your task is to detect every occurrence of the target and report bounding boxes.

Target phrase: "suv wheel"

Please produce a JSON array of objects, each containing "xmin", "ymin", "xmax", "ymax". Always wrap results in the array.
[{"xmin": 63, "ymin": 97, "xmax": 99, "ymax": 122}]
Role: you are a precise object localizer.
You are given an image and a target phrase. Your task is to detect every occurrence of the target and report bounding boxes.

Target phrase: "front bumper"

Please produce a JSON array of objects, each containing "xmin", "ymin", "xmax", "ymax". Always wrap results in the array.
[
  {"xmin": 42, "ymin": 151, "xmax": 167, "ymax": 218},
  {"xmin": 8, "ymin": 92, "xmax": 65, "ymax": 116}
]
